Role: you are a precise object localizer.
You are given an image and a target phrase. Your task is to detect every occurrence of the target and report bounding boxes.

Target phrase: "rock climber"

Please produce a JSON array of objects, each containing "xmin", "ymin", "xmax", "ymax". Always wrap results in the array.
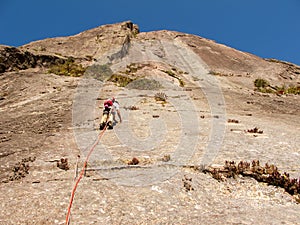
[
  {"xmin": 99, "ymin": 97, "xmax": 122, "ymax": 130},
  {"xmin": 111, "ymin": 97, "xmax": 122, "ymax": 124}
]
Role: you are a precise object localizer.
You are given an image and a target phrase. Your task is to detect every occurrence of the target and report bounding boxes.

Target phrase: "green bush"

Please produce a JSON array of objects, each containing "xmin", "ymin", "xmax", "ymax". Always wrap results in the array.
[
  {"xmin": 286, "ymin": 86, "xmax": 300, "ymax": 94},
  {"xmin": 107, "ymin": 74, "xmax": 134, "ymax": 87},
  {"xmin": 154, "ymin": 92, "xmax": 167, "ymax": 102},
  {"xmin": 254, "ymin": 78, "xmax": 300, "ymax": 95},
  {"xmin": 254, "ymin": 78, "xmax": 269, "ymax": 88},
  {"xmin": 276, "ymin": 85, "xmax": 300, "ymax": 95},
  {"xmin": 48, "ymin": 58, "xmax": 86, "ymax": 77}
]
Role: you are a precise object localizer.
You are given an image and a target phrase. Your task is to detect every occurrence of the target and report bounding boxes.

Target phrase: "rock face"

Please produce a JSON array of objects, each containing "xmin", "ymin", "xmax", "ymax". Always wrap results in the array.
[
  {"xmin": 19, "ymin": 21, "xmax": 139, "ymax": 61},
  {"xmin": 0, "ymin": 46, "xmax": 65, "ymax": 73},
  {"xmin": 5, "ymin": 20, "xmax": 300, "ymax": 86},
  {"xmin": 0, "ymin": 21, "xmax": 300, "ymax": 224}
]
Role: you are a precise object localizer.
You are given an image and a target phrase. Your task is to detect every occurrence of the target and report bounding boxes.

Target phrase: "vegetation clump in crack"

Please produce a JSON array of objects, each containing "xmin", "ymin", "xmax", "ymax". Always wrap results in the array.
[
  {"xmin": 182, "ymin": 175, "xmax": 194, "ymax": 192},
  {"xmin": 228, "ymin": 119, "xmax": 239, "ymax": 123},
  {"xmin": 57, "ymin": 158, "xmax": 69, "ymax": 171},
  {"xmin": 107, "ymin": 63, "xmax": 145, "ymax": 87},
  {"xmin": 254, "ymin": 78, "xmax": 300, "ymax": 95},
  {"xmin": 3, "ymin": 157, "xmax": 36, "ymax": 182},
  {"xmin": 48, "ymin": 58, "xmax": 86, "ymax": 77},
  {"xmin": 154, "ymin": 92, "xmax": 167, "ymax": 102},
  {"xmin": 106, "ymin": 63, "xmax": 164, "ymax": 89},
  {"xmin": 203, "ymin": 160, "xmax": 300, "ymax": 203},
  {"xmin": 275, "ymin": 85, "xmax": 300, "ymax": 95},
  {"xmin": 108, "ymin": 74, "xmax": 135, "ymax": 87},
  {"xmin": 254, "ymin": 78, "xmax": 270, "ymax": 89},
  {"xmin": 246, "ymin": 127, "xmax": 263, "ymax": 134},
  {"xmin": 123, "ymin": 63, "xmax": 145, "ymax": 74},
  {"xmin": 162, "ymin": 69, "xmax": 185, "ymax": 87}
]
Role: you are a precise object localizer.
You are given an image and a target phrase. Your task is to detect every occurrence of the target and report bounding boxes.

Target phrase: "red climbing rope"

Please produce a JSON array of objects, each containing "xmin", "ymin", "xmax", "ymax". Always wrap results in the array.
[{"xmin": 65, "ymin": 124, "xmax": 108, "ymax": 225}]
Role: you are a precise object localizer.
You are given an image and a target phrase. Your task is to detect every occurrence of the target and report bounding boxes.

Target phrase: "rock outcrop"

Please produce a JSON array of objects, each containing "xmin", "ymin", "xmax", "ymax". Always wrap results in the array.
[
  {"xmin": 0, "ymin": 46, "xmax": 65, "ymax": 73},
  {"xmin": 19, "ymin": 21, "xmax": 139, "ymax": 61}
]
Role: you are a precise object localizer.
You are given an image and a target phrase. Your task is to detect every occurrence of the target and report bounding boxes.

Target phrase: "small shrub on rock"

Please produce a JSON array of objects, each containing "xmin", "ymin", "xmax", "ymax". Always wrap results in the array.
[
  {"xmin": 254, "ymin": 78, "xmax": 269, "ymax": 88},
  {"xmin": 154, "ymin": 92, "xmax": 167, "ymax": 102},
  {"xmin": 48, "ymin": 58, "xmax": 86, "ymax": 77}
]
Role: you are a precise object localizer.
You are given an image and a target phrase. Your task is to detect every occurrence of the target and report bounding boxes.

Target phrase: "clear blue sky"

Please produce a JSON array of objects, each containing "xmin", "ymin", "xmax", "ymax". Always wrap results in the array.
[{"xmin": 1, "ymin": 0, "xmax": 299, "ymax": 65}]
